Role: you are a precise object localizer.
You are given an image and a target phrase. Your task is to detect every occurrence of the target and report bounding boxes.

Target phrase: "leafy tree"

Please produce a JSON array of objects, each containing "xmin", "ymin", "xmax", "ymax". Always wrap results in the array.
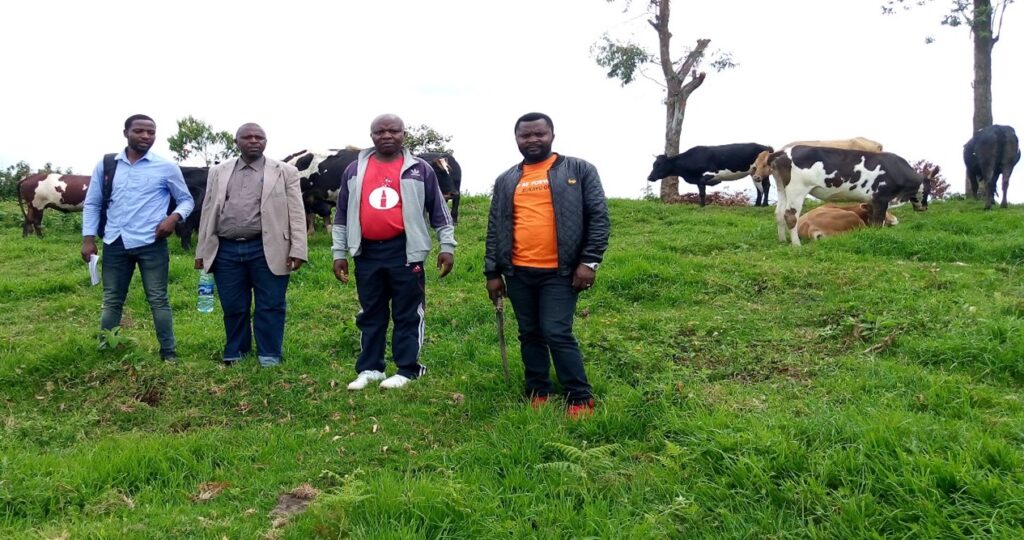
[
  {"xmin": 167, "ymin": 116, "xmax": 239, "ymax": 166},
  {"xmin": 404, "ymin": 124, "xmax": 454, "ymax": 155},
  {"xmin": 883, "ymin": 0, "xmax": 1015, "ymax": 196},
  {"xmin": 593, "ymin": 0, "xmax": 735, "ymax": 202}
]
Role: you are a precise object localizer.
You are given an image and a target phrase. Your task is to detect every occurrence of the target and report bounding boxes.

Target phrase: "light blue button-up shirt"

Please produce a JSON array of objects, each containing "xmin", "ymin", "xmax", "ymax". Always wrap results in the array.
[{"xmin": 82, "ymin": 150, "xmax": 194, "ymax": 249}]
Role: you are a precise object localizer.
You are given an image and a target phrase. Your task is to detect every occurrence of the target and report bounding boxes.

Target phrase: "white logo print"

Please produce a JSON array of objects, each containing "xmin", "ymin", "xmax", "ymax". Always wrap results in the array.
[{"xmin": 369, "ymin": 186, "xmax": 400, "ymax": 210}]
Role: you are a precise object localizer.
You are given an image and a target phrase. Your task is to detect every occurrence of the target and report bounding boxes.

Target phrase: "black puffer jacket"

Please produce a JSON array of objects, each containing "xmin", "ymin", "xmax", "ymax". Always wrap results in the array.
[{"xmin": 484, "ymin": 155, "xmax": 610, "ymax": 278}]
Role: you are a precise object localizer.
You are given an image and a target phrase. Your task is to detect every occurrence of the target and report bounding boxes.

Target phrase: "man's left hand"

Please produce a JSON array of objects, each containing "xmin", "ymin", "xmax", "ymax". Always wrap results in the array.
[
  {"xmin": 437, "ymin": 252, "xmax": 454, "ymax": 278},
  {"xmin": 288, "ymin": 257, "xmax": 305, "ymax": 271},
  {"xmin": 572, "ymin": 264, "xmax": 596, "ymax": 292},
  {"xmin": 155, "ymin": 213, "xmax": 181, "ymax": 239}
]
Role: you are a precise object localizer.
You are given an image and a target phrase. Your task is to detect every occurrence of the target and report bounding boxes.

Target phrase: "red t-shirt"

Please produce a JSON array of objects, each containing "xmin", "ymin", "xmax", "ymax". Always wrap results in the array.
[{"xmin": 360, "ymin": 156, "xmax": 405, "ymax": 241}]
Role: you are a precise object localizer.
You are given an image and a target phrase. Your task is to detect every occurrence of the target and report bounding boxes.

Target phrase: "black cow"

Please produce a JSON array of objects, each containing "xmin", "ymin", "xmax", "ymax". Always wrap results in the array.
[
  {"xmin": 416, "ymin": 152, "xmax": 462, "ymax": 223},
  {"xmin": 963, "ymin": 124, "xmax": 1020, "ymax": 210},
  {"xmin": 282, "ymin": 148, "xmax": 360, "ymax": 233},
  {"xmin": 171, "ymin": 166, "xmax": 210, "ymax": 251},
  {"xmin": 647, "ymin": 143, "xmax": 773, "ymax": 206},
  {"xmin": 767, "ymin": 146, "xmax": 935, "ymax": 246}
]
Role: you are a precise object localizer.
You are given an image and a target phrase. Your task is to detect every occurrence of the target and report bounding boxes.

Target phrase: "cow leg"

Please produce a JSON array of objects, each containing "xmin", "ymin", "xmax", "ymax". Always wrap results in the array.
[
  {"xmin": 698, "ymin": 184, "xmax": 707, "ymax": 207},
  {"xmin": 760, "ymin": 179, "xmax": 770, "ymax": 206},
  {"xmin": 774, "ymin": 183, "xmax": 790, "ymax": 242},
  {"xmin": 451, "ymin": 193, "xmax": 461, "ymax": 225},
  {"xmin": 867, "ymin": 199, "xmax": 888, "ymax": 227},
  {"xmin": 1000, "ymin": 168, "xmax": 1011, "ymax": 208},
  {"xmin": 306, "ymin": 212, "xmax": 316, "ymax": 235},
  {"xmin": 781, "ymin": 186, "xmax": 811, "ymax": 246},
  {"xmin": 27, "ymin": 208, "xmax": 43, "ymax": 237}
]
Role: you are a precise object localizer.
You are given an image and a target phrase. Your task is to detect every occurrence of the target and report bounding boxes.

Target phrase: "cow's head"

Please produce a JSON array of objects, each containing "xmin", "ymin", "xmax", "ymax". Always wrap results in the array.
[
  {"xmin": 750, "ymin": 150, "xmax": 773, "ymax": 182},
  {"xmin": 647, "ymin": 155, "xmax": 673, "ymax": 181}
]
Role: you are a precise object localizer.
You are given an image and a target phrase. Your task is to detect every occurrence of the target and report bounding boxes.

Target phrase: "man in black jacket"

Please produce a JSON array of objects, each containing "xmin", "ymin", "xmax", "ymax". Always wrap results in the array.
[{"xmin": 484, "ymin": 112, "xmax": 610, "ymax": 418}]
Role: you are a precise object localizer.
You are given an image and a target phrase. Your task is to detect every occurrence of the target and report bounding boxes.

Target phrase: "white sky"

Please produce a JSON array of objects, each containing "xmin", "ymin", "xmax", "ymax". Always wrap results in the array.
[{"xmin": 1, "ymin": 0, "xmax": 1021, "ymax": 202}]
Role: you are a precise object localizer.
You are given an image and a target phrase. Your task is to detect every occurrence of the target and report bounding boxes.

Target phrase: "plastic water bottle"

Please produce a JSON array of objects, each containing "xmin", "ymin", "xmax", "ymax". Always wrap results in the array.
[{"xmin": 197, "ymin": 270, "xmax": 215, "ymax": 313}]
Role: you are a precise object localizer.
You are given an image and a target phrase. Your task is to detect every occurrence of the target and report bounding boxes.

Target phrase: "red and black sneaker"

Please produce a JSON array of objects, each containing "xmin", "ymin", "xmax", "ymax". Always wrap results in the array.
[
  {"xmin": 530, "ymin": 395, "xmax": 549, "ymax": 410},
  {"xmin": 566, "ymin": 398, "xmax": 595, "ymax": 419}
]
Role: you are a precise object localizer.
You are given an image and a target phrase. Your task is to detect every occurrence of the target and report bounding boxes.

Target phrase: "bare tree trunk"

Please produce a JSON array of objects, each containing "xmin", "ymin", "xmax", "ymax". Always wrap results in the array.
[{"xmin": 967, "ymin": 0, "xmax": 995, "ymax": 198}]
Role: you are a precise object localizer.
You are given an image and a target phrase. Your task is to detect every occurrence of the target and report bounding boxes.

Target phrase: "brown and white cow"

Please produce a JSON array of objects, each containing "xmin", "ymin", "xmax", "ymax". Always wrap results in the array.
[
  {"xmin": 767, "ymin": 146, "xmax": 936, "ymax": 246},
  {"xmin": 797, "ymin": 203, "xmax": 898, "ymax": 242},
  {"xmin": 17, "ymin": 173, "xmax": 90, "ymax": 237},
  {"xmin": 749, "ymin": 137, "xmax": 884, "ymax": 206}
]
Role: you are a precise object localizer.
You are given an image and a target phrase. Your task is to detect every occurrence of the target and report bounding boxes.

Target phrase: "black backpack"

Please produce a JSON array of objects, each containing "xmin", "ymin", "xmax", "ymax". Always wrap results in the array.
[{"xmin": 96, "ymin": 153, "xmax": 118, "ymax": 238}]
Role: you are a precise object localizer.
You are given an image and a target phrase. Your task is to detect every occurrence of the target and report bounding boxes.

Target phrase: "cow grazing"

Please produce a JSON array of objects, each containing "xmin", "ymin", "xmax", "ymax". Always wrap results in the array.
[
  {"xmin": 750, "ymin": 137, "xmax": 884, "ymax": 205},
  {"xmin": 171, "ymin": 166, "xmax": 210, "ymax": 251},
  {"xmin": 416, "ymin": 152, "xmax": 462, "ymax": 223},
  {"xmin": 767, "ymin": 145, "xmax": 935, "ymax": 246},
  {"xmin": 963, "ymin": 124, "xmax": 1020, "ymax": 210},
  {"xmin": 647, "ymin": 143, "xmax": 773, "ymax": 206},
  {"xmin": 797, "ymin": 203, "xmax": 898, "ymax": 242},
  {"xmin": 282, "ymin": 148, "xmax": 360, "ymax": 233},
  {"xmin": 17, "ymin": 173, "xmax": 90, "ymax": 237}
]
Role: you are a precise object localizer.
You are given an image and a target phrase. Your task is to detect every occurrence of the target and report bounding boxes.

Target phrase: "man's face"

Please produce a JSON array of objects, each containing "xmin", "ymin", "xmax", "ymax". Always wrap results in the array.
[
  {"xmin": 515, "ymin": 119, "xmax": 554, "ymax": 163},
  {"xmin": 124, "ymin": 119, "xmax": 157, "ymax": 155},
  {"xmin": 370, "ymin": 117, "xmax": 405, "ymax": 156},
  {"xmin": 236, "ymin": 125, "xmax": 267, "ymax": 161}
]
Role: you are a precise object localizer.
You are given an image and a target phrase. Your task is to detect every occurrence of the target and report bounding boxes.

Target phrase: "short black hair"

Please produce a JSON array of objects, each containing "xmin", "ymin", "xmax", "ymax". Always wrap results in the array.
[
  {"xmin": 514, "ymin": 112, "xmax": 553, "ymax": 133},
  {"xmin": 124, "ymin": 114, "xmax": 154, "ymax": 130}
]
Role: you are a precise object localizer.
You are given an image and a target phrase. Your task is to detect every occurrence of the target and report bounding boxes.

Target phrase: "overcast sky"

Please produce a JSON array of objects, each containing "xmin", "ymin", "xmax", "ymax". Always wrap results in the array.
[{"xmin": 2, "ymin": 0, "xmax": 1021, "ymax": 202}]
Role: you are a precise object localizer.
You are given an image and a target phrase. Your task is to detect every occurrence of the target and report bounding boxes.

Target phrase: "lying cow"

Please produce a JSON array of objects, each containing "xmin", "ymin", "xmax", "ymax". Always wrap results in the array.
[
  {"xmin": 963, "ymin": 124, "xmax": 1020, "ymax": 210},
  {"xmin": 767, "ymin": 145, "xmax": 935, "ymax": 246},
  {"xmin": 750, "ymin": 137, "xmax": 884, "ymax": 205},
  {"xmin": 797, "ymin": 203, "xmax": 898, "ymax": 242},
  {"xmin": 647, "ymin": 143, "xmax": 773, "ymax": 206},
  {"xmin": 416, "ymin": 152, "xmax": 463, "ymax": 223},
  {"xmin": 17, "ymin": 173, "xmax": 90, "ymax": 237}
]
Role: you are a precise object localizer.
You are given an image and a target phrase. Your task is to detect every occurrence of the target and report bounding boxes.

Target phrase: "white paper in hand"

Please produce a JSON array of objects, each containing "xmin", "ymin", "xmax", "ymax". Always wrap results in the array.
[{"xmin": 89, "ymin": 254, "xmax": 100, "ymax": 286}]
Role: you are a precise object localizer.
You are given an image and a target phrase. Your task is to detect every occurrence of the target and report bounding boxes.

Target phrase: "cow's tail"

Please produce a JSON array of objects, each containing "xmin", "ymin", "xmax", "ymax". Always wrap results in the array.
[{"xmin": 15, "ymin": 176, "xmax": 28, "ymax": 222}]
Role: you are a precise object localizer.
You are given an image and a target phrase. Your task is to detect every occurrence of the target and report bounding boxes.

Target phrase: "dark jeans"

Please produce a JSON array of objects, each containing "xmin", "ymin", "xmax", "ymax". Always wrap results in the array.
[
  {"xmin": 505, "ymin": 267, "xmax": 591, "ymax": 404},
  {"xmin": 353, "ymin": 235, "xmax": 427, "ymax": 379},
  {"xmin": 212, "ymin": 239, "xmax": 290, "ymax": 367},
  {"xmin": 100, "ymin": 237, "xmax": 175, "ymax": 357}
]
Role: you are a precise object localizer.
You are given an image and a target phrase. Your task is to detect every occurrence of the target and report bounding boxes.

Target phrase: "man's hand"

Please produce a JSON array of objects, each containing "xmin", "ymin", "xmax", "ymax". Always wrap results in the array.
[
  {"xmin": 333, "ymin": 259, "xmax": 349, "ymax": 283},
  {"xmin": 194, "ymin": 258, "xmax": 204, "ymax": 270},
  {"xmin": 289, "ymin": 257, "xmax": 305, "ymax": 272},
  {"xmin": 437, "ymin": 252, "xmax": 454, "ymax": 278},
  {"xmin": 572, "ymin": 264, "xmax": 596, "ymax": 292},
  {"xmin": 486, "ymin": 277, "xmax": 506, "ymax": 304},
  {"xmin": 81, "ymin": 236, "xmax": 97, "ymax": 263},
  {"xmin": 155, "ymin": 213, "xmax": 181, "ymax": 239}
]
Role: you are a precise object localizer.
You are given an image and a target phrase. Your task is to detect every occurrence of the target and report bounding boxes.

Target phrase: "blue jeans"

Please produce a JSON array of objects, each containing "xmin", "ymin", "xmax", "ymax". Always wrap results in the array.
[
  {"xmin": 100, "ymin": 237, "xmax": 175, "ymax": 357},
  {"xmin": 505, "ymin": 268, "xmax": 591, "ymax": 404},
  {"xmin": 212, "ymin": 239, "xmax": 290, "ymax": 367}
]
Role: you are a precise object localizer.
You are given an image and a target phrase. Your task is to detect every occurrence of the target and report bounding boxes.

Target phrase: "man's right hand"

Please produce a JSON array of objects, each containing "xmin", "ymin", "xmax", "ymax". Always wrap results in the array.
[
  {"xmin": 333, "ymin": 259, "xmax": 349, "ymax": 284},
  {"xmin": 81, "ymin": 236, "xmax": 97, "ymax": 263},
  {"xmin": 486, "ymin": 277, "xmax": 506, "ymax": 304},
  {"xmin": 194, "ymin": 259, "xmax": 204, "ymax": 270}
]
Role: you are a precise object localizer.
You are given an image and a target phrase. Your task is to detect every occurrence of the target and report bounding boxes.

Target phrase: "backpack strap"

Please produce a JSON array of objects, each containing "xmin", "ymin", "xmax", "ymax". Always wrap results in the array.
[{"xmin": 97, "ymin": 153, "xmax": 118, "ymax": 238}]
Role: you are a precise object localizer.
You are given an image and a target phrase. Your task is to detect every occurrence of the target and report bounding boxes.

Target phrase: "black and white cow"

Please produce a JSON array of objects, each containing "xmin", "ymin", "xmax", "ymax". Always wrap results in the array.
[
  {"xmin": 171, "ymin": 166, "xmax": 210, "ymax": 251},
  {"xmin": 416, "ymin": 152, "xmax": 462, "ymax": 223},
  {"xmin": 767, "ymin": 146, "xmax": 935, "ymax": 245},
  {"xmin": 963, "ymin": 124, "xmax": 1020, "ymax": 210},
  {"xmin": 282, "ymin": 148, "xmax": 360, "ymax": 233},
  {"xmin": 647, "ymin": 143, "xmax": 773, "ymax": 206}
]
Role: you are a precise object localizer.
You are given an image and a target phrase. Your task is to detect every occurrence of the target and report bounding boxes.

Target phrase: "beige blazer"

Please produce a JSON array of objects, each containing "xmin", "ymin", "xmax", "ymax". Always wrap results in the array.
[{"xmin": 195, "ymin": 157, "xmax": 308, "ymax": 276}]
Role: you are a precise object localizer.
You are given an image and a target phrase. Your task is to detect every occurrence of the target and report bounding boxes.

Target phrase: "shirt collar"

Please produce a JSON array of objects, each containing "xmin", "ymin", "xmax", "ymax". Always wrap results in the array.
[{"xmin": 235, "ymin": 155, "xmax": 265, "ymax": 172}]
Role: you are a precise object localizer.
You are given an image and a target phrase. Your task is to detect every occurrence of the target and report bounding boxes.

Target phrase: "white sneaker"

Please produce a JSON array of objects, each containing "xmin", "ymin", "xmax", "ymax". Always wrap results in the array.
[
  {"xmin": 347, "ymin": 370, "xmax": 385, "ymax": 390},
  {"xmin": 379, "ymin": 374, "xmax": 412, "ymax": 389}
]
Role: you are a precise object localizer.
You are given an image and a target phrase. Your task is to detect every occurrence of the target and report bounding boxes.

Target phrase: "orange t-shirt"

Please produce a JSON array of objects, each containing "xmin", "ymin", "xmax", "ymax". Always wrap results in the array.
[{"xmin": 512, "ymin": 153, "xmax": 559, "ymax": 268}]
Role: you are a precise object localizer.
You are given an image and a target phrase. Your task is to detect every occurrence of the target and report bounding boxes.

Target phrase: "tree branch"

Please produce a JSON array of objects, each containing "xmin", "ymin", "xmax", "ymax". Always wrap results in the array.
[{"xmin": 675, "ymin": 38, "xmax": 711, "ymax": 81}]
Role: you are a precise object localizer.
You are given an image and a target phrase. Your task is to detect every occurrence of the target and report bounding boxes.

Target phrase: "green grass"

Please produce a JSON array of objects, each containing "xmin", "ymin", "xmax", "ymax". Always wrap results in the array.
[{"xmin": 2, "ymin": 197, "xmax": 1024, "ymax": 538}]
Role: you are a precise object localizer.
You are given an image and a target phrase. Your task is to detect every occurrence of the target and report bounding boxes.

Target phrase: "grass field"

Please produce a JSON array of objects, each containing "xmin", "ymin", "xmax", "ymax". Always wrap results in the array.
[{"xmin": 2, "ymin": 196, "xmax": 1024, "ymax": 538}]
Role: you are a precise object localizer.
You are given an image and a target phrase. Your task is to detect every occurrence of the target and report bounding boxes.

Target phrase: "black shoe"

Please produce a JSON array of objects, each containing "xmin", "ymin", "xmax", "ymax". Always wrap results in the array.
[
  {"xmin": 222, "ymin": 360, "xmax": 234, "ymax": 367},
  {"xmin": 161, "ymin": 354, "xmax": 178, "ymax": 363}
]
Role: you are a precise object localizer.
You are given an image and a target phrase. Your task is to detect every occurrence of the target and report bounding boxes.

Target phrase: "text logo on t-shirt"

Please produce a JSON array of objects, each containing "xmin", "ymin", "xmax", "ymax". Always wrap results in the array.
[{"xmin": 368, "ymin": 184, "xmax": 400, "ymax": 210}]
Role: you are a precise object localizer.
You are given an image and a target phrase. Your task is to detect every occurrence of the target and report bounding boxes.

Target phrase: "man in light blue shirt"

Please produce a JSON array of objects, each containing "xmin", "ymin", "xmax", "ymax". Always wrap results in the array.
[{"xmin": 81, "ymin": 114, "xmax": 194, "ymax": 361}]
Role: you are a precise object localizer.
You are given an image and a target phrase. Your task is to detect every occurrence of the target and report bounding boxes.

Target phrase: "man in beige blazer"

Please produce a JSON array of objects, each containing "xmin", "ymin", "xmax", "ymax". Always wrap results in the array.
[{"xmin": 194, "ymin": 123, "xmax": 307, "ymax": 367}]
